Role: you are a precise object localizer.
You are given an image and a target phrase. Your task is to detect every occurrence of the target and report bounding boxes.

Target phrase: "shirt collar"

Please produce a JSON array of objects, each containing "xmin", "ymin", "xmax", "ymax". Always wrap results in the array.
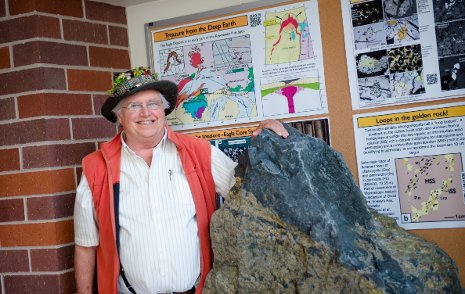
[{"xmin": 120, "ymin": 128, "xmax": 168, "ymax": 155}]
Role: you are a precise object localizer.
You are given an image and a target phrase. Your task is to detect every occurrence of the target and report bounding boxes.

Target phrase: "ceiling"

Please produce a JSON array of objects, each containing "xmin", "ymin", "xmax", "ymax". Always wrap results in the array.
[{"xmin": 92, "ymin": 0, "xmax": 160, "ymax": 7}]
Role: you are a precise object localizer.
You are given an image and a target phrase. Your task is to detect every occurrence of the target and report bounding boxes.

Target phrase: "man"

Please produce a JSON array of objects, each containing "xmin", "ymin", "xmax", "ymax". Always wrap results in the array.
[{"xmin": 73, "ymin": 67, "xmax": 288, "ymax": 294}]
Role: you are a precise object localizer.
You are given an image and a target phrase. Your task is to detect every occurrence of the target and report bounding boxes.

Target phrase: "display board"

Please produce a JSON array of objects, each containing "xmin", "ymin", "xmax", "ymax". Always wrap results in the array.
[
  {"xmin": 147, "ymin": 0, "xmax": 328, "ymax": 131},
  {"xmin": 341, "ymin": 0, "xmax": 465, "ymax": 110},
  {"xmin": 354, "ymin": 102, "xmax": 465, "ymax": 230}
]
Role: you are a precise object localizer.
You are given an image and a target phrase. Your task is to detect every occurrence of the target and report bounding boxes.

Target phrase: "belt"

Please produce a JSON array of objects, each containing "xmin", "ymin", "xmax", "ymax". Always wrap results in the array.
[{"xmin": 173, "ymin": 286, "xmax": 196, "ymax": 294}]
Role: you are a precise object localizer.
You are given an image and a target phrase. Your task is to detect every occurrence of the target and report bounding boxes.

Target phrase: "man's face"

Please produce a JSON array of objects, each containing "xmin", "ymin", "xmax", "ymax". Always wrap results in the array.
[{"xmin": 117, "ymin": 89, "xmax": 166, "ymax": 147}]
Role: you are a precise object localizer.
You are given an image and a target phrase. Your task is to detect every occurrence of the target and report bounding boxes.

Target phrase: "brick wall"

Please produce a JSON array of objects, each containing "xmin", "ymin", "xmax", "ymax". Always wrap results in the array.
[{"xmin": 0, "ymin": 0, "xmax": 129, "ymax": 293}]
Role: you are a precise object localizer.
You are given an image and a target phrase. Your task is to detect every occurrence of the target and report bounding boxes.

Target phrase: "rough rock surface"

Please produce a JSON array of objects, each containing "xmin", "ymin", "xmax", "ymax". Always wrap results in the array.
[{"xmin": 204, "ymin": 124, "xmax": 461, "ymax": 293}]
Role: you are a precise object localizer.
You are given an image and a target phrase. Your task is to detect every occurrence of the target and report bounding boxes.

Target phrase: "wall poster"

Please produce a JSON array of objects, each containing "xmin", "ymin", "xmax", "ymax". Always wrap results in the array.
[
  {"xmin": 189, "ymin": 117, "xmax": 330, "ymax": 162},
  {"xmin": 147, "ymin": 0, "xmax": 328, "ymax": 131},
  {"xmin": 353, "ymin": 102, "xmax": 465, "ymax": 230},
  {"xmin": 341, "ymin": 0, "xmax": 465, "ymax": 110}
]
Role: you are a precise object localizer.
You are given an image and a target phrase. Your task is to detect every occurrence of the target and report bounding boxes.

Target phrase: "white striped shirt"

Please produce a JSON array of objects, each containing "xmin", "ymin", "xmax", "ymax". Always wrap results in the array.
[{"xmin": 74, "ymin": 131, "xmax": 237, "ymax": 293}]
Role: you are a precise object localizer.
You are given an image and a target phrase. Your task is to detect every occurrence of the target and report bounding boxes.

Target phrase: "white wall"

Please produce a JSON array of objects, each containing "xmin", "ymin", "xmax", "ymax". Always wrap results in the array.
[{"xmin": 126, "ymin": 0, "xmax": 257, "ymax": 67}]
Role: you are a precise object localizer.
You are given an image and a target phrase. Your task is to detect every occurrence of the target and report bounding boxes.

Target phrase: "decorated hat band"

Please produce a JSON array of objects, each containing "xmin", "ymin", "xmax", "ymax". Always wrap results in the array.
[
  {"xmin": 113, "ymin": 75, "xmax": 156, "ymax": 96},
  {"xmin": 108, "ymin": 66, "xmax": 159, "ymax": 97}
]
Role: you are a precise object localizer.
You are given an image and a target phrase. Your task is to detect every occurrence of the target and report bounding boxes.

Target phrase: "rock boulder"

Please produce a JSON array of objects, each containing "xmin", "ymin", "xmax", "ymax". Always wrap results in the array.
[{"xmin": 204, "ymin": 124, "xmax": 461, "ymax": 293}]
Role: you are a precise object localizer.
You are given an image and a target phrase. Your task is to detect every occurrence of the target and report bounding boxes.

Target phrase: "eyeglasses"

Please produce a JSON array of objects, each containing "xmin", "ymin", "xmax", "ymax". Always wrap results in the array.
[{"xmin": 122, "ymin": 101, "xmax": 163, "ymax": 112}]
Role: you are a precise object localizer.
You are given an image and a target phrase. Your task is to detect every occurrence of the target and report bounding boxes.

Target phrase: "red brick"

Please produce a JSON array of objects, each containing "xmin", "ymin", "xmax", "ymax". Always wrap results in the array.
[
  {"xmin": 0, "ymin": 15, "xmax": 60, "ymax": 43},
  {"xmin": 0, "ymin": 148, "xmax": 20, "ymax": 172},
  {"xmin": 0, "ymin": 118, "xmax": 70, "ymax": 145},
  {"xmin": 85, "ymin": 0, "xmax": 126, "ymax": 24},
  {"xmin": 0, "ymin": 46, "xmax": 10, "ymax": 69},
  {"xmin": 18, "ymin": 93, "xmax": 92, "ymax": 118},
  {"xmin": 109, "ymin": 25, "xmax": 128, "ymax": 47},
  {"xmin": 0, "ymin": 67, "xmax": 66, "ymax": 96},
  {"xmin": 89, "ymin": 46, "xmax": 130, "ymax": 69},
  {"xmin": 0, "ymin": 0, "xmax": 5, "ymax": 17},
  {"xmin": 0, "ymin": 199, "xmax": 24, "ymax": 222},
  {"xmin": 9, "ymin": 0, "xmax": 83, "ymax": 17},
  {"xmin": 72, "ymin": 117, "xmax": 117, "ymax": 139},
  {"xmin": 4, "ymin": 271, "xmax": 75, "ymax": 294},
  {"xmin": 67, "ymin": 69, "xmax": 112, "ymax": 92},
  {"xmin": 0, "ymin": 169, "xmax": 75, "ymax": 198},
  {"xmin": 27, "ymin": 193, "xmax": 75, "ymax": 220},
  {"xmin": 13, "ymin": 41, "xmax": 87, "ymax": 67},
  {"xmin": 63, "ymin": 19, "xmax": 108, "ymax": 44},
  {"xmin": 93, "ymin": 94, "xmax": 108, "ymax": 115},
  {"xmin": 31, "ymin": 245, "xmax": 74, "ymax": 271},
  {"xmin": 0, "ymin": 250, "xmax": 29, "ymax": 273},
  {"xmin": 0, "ymin": 97, "xmax": 16, "ymax": 121},
  {"xmin": 23, "ymin": 143, "xmax": 95, "ymax": 168},
  {"xmin": 0, "ymin": 220, "xmax": 74, "ymax": 246},
  {"xmin": 76, "ymin": 166, "xmax": 83, "ymax": 183}
]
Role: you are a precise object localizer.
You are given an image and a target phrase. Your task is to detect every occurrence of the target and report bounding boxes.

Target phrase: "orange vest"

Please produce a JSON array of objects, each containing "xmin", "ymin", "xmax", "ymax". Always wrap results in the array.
[{"xmin": 82, "ymin": 128, "xmax": 217, "ymax": 293}]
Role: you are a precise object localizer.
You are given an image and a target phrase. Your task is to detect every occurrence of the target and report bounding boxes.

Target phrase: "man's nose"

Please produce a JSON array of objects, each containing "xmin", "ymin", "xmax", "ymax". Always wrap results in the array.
[{"xmin": 139, "ymin": 104, "xmax": 151, "ymax": 115}]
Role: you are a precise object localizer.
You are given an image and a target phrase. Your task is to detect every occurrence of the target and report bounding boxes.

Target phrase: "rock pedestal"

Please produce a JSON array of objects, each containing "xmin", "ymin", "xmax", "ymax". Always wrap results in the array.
[{"xmin": 204, "ymin": 124, "xmax": 461, "ymax": 293}]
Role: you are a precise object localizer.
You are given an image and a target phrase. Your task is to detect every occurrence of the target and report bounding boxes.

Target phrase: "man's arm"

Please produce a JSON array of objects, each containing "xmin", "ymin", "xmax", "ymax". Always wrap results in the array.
[{"xmin": 75, "ymin": 245, "xmax": 97, "ymax": 294}]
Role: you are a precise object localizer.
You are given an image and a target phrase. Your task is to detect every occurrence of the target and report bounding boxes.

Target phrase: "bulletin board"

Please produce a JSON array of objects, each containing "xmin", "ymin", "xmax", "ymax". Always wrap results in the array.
[{"xmin": 146, "ymin": 0, "xmax": 465, "ymax": 285}]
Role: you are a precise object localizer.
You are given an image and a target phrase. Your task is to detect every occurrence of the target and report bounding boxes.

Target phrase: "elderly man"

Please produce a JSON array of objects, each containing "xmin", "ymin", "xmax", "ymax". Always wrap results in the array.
[{"xmin": 73, "ymin": 67, "xmax": 288, "ymax": 294}]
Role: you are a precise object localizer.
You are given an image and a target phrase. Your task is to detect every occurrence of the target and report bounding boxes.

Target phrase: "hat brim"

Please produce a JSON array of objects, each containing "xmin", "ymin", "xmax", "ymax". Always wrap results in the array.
[{"xmin": 101, "ymin": 80, "xmax": 178, "ymax": 123}]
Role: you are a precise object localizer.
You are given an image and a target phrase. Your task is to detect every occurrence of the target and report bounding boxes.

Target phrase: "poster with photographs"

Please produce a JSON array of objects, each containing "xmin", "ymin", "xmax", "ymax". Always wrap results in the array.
[
  {"xmin": 341, "ymin": 0, "xmax": 465, "ymax": 110},
  {"xmin": 189, "ymin": 118, "xmax": 330, "ymax": 162},
  {"xmin": 353, "ymin": 102, "xmax": 465, "ymax": 229}
]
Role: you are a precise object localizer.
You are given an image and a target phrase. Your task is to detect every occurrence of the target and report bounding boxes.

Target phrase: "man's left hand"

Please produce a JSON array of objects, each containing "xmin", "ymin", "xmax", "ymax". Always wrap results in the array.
[{"xmin": 252, "ymin": 119, "xmax": 289, "ymax": 138}]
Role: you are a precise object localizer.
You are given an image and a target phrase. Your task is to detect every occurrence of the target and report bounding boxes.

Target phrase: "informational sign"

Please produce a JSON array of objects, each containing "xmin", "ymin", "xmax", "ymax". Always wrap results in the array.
[
  {"xmin": 341, "ymin": 0, "xmax": 465, "ymax": 110},
  {"xmin": 354, "ymin": 102, "xmax": 465, "ymax": 229},
  {"xmin": 148, "ymin": 0, "xmax": 327, "ymax": 131},
  {"xmin": 189, "ymin": 117, "xmax": 330, "ymax": 162}
]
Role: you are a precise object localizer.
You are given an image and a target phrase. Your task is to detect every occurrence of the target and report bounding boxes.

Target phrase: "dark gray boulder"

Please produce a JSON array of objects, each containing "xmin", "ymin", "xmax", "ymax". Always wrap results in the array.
[{"xmin": 204, "ymin": 124, "xmax": 461, "ymax": 293}]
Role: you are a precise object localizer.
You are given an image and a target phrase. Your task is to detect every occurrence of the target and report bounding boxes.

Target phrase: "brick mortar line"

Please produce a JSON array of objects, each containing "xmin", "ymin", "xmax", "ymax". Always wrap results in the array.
[
  {"xmin": 1, "ymin": 37, "xmax": 129, "ymax": 49},
  {"xmin": 27, "ymin": 248, "xmax": 32, "ymax": 272},
  {"xmin": 81, "ymin": 0, "xmax": 86, "ymax": 20},
  {"xmin": 0, "ymin": 114, "xmax": 108, "ymax": 124},
  {"xmin": 91, "ymin": 94, "xmax": 97, "ymax": 115},
  {"xmin": 1, "ymin": 11, "xmax": 128, "ymax": 28},
  {"xmin": 0, "ymin": 90, "xmax": 110, "ymax": 102},
  {"xmin": 0, "ymin": 216, "xmax": 74, "ymax": 225},
  {"xmin": 13, "ymin": 94, "xmax": 19, "ymax": 120},
  {"xmin": 22, "ymin": 196, "xmax": 27, "ymax": 222},
  {"xmin": 0, "ymin": 89, "xmax": 108, "ymax": 96},
  {"xmin": 0, "ymin": 61, "xmax": 129, "ymax": 75},
  {"xmin": 4, "ymin": 0, "xmax": 10, "ymax": 17},
  {"xmin": 0, "ymin": 242, "xmax": 75, "ymax": 250},
  {"xmin": 0, "ymin": 168, "xmax": 83, "ymax": 177},
  {"xmin": 69, "ymin": 117, "xmax": 75, "ymax": 141},
  {"xmin": 0, "ymin": 192, "xmax": 78, "ymax": 201},
  {"xmin": 8, "ymin": 45, "xmax": 13, "ymax": 68},
  {"xmin": 18, "ymin": 144, "xmax": 24, "ymax": 171},
  {"xmin": 0, "ymin": 165, "xmax": 80, "ymax": 175},
  {"xmin": 0, "ymin": 138, "xmax": 107, "ymax": 149},
  {"xmin": 0, "ymin": 268, "xmax": 75, "ymax": 276}
]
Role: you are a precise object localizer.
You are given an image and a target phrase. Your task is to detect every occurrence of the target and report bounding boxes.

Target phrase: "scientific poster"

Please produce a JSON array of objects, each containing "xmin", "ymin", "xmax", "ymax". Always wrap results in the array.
[
  {"xmin": 341, "ymin": 0, "xmax": 465, "ymax": 110},
  {"xmin": 354, "ymin": 102, "xmax": 465, "ymax": 229},
  {"xmin": 189, "ymin": 117, "xmax": 330, "ymax": 162},
  {"xmin": 149, "ymin": 0, "xmax": 327, "ymax": 131}
]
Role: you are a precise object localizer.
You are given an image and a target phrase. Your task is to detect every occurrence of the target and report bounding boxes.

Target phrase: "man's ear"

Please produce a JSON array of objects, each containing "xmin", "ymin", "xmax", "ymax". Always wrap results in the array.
[{"xmin": 116, "ymin": 112, "xmax": 122, "ymax": 124}]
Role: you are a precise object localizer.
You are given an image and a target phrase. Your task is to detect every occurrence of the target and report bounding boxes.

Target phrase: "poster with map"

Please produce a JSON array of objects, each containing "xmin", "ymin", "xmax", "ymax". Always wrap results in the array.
[
  {"xmin": 353, "ymin": 102, "xmax": 465, "ymax": 229},
  {"xmin": 341, "ymin": 0, "xmax": 465, "ymax": 110},
  {"xmin": 149, "ymin": 0, "xmax": 327, "ymax": 130}
]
